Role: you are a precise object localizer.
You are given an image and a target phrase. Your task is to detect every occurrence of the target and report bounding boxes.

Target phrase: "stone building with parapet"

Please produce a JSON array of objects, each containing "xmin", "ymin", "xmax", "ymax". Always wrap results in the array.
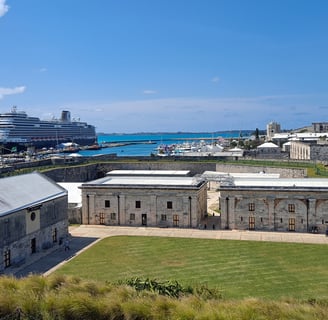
[
  {"xmin": 79, "ymin": 170, "xmax": 207, "ymax": 228},
  {"xmin": 0, "ymin": 172, "xmax": 68, "ymax": 274},
  {"xmin": 219, "ymin": 177, "xmax": 328, "ymax": 234},
  {"xmin": 290, "ymin": 140, "xmax": 328, "ymax": 161},
  {"xmin": 312, "ymin": 122, "xmax": 328, "ymax": 133},
  {"xmin": 266, "ymin": 121, "xmax": 281, "ymax": 141}
]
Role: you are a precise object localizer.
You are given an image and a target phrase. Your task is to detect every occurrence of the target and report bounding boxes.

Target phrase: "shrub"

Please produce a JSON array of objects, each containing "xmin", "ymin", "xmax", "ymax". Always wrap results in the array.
[{"xmin": 122, "ymin": 278, "xmax": 188, "ymax": 298}]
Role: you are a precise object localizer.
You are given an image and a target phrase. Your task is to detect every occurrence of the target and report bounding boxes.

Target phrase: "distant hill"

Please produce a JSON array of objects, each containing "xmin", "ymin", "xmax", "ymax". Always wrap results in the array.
[{"xmin": 97, "ymin": 130, "xmax": 255, "ymax": 136}]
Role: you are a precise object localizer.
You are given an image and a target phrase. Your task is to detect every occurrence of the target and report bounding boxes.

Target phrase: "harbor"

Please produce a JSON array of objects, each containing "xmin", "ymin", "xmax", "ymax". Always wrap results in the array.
[{"xmin": 0, "ymin": 131, "xmax": 250, "ymax": 167}]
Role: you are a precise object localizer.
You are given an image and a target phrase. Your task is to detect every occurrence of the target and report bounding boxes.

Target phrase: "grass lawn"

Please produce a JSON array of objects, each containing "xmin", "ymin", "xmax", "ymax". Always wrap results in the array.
[{"xmin": 55, "ymin": 236, "xmax": 328, "ymax": 300}]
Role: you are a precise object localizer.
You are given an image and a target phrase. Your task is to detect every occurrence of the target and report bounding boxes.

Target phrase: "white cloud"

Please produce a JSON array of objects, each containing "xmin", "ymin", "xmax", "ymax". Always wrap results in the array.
[
  {"xmin": 0, "ymin": 0, "xmax": 9, "ymax": 17},
  {"xmin": 211, "ymin": 76, "xmax": 220, "ymax": 83},
  {"xmin": 0, "ymin": 86, "xmax": 26, "ymax": 99},
  {"xmin": 143, "ymin": 90, "xmax": 157, "ymax": 95},
  {"xmin": 39, "ymin": 67, "xmax": 48, "ymax": 73}
]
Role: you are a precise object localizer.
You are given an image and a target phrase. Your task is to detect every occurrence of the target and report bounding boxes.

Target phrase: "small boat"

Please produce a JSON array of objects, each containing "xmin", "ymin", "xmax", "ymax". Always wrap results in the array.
[
  {"xmin": 84, "ymin": 143, "xmax": 102, "ymax": 150},
  {"xmin": 58, "ymin": 142, "xmax": 80, "ymax": 153},
  {"xmin": 155, "ymin": 140, "xmax": 224, "ymax": 156}
]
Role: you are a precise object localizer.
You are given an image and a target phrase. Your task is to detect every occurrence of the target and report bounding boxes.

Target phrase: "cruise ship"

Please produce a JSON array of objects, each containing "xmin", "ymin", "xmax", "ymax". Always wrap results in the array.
[{"xmin": 0, "ymin": 107, "xmax": 96, "ymax": 152}]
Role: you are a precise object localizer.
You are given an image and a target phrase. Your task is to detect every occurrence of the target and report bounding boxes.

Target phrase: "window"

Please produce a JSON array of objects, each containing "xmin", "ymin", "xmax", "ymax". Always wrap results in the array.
[
  {"xmin": 240, "ymin": 216, "xmax": 243, "ymax": 222},
  {"xmin": 31, "ymin": 238, "xmax": 36, "ymax": 254},
  {"xmin": 4, "ymin": 249, "xmax": 10, "ymax": 268},
  {"xmin": 30, "ymin": 211, "xmax": 36, "ymax": 221},
  {"xmin": 260, "ymin": 217, "xmax": 263, "ymax": 223},
  {"xmin": 130, "ymin": 213, "xmax": 135, "ymax": 220},
  {"xmin": 248, "ymin": 203, "xmax": 255, "ymax": 211},
  {"xmin": 288, "ymin": 204, "xmax": 295, "ymax": 213},
  {"xmin": 136, "ymin": 201, "xmax": 141, "ymax": 209},
  {"xmin": 167, "ymin": 201, "xmax": 173, "ymax": 209},
  {"xmin": 52, "ymin": 228, "xmax": 57, "ymax": 243},
  {"xmin": 105, "ymin": 200, "xmax": 110, "ymax": 208},
  {"xmin": 161, "ymin": 214, "xmax": 167, "ymax": 221},
  {"xmin": 110, "ymin": 212, "xmax": 116, "ymax": 220},
  {"xmin": 280, "ymin": 218, "xmax": 283, "ymax": 223},
  {"xmin": 100, "ymin": 212, "xmax": 105, "ymax": 224}
]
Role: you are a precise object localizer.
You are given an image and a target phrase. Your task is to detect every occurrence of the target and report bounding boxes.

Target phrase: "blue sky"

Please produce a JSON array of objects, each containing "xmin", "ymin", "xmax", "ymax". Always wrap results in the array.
[{"xmin": 0, "ymin": 0, "xmax": 327, "ymax": 133}]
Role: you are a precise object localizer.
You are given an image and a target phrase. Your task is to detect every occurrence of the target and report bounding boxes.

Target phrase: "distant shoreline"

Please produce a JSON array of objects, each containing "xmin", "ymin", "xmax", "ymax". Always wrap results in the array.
[{"xmin": 97, "ymin": 130, "xmax": 254, "ymax": 136}]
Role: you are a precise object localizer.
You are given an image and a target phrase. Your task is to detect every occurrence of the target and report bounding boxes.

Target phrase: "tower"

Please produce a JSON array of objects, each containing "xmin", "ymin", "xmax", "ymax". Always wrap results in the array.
[{"xmin": 266, "ymin": 121, "xmax": 281, "ymax": 141}]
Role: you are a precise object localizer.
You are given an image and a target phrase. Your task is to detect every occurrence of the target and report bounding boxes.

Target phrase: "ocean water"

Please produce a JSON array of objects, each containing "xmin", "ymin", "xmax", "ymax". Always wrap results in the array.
[{"xmin": 78, "ymin": 131, "xmax": 252, "ymax": 157}]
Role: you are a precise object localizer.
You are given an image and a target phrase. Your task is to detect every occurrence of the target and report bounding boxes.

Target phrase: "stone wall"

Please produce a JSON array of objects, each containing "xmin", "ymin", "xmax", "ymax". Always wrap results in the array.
[
  {"xmin": 44, "ymin": 163, "xmax": 100, "ymax": 182},
  {"xmin": 42, "ymin": 161, "xmax": 307, "ymax": 182},
  {"xmin": 68, "ymin": 205, "xmax": 82, "ymax": 224},
  {"xmin": 80, "ymin": 184, "xmax": 207, "ymax": 228},
  {"xmin": 44, "ymin": 161, "xmax": 218, "ymax": 182},
  {"xmin": 310, "ymin": 145, "xmax": 328, "ymax": 162},
  {"xmin": 219, "ymin": 187, "xmax": 328, "ymax": 234},
  {"xmin": 0, "ymin": 196, "xmax": 68, "ymax": 273},
  {"xmin": 215, "ymin": 164, "xmax": 306, "ymax": 178},
  {"xmin": 1, "ymin": 154, "xmax": 307, "ymax": 181}
]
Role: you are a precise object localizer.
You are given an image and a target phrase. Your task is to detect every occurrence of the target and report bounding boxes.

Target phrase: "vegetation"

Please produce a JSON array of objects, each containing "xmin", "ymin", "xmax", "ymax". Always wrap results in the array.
[
  {"xmin": 0, "ymin": 274, "xmax": 327, "ymax": 319},
  {"xmin": 55, "ymin": 236, "xmax": 328, "ymax": 300}
]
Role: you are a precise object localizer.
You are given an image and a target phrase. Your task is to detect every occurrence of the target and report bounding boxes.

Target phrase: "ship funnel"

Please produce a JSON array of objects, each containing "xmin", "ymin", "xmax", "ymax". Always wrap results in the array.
[{"xmin": 61, "ymin": 110, "xmax": 71, "ymax": 122}]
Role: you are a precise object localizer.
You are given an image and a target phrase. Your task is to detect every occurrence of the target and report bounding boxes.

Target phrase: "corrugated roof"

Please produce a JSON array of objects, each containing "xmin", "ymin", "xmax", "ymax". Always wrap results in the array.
[{"xmin": 0, "ymin": 172, "xmax": 67, "ymax": 216}]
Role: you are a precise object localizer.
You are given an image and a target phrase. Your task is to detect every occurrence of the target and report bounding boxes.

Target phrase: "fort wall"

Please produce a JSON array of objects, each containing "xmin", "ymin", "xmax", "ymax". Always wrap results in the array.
[{"xmin": 1, "ymin": 156, "xmax": 307, "ymax": 182}]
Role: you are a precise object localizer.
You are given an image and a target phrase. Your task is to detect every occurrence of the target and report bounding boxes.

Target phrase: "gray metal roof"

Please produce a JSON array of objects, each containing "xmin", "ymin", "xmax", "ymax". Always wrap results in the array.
[
  {"xmin": 0, "ymin": 172, "xmax": 67, "ymax": 216},
  {"xmin": 232, "ymin": 178, "xmax": 328, "ymax": 188},
  {"xmin": 83, "ymin": 175, "xmax": 205, "ymax": 188},
  {"xmin": 217, "ymin": 177, "xmax": 328, "ymax": 190},
  {"xmin": 202, "ymin": 171, "xmax": 280, "ymax": 179}
]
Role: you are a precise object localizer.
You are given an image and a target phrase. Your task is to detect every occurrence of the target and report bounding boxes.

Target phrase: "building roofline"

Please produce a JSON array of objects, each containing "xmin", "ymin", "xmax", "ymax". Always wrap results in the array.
[{"xmin": 0, "ymin": 193, "xmax": 67, "ymax": 217}]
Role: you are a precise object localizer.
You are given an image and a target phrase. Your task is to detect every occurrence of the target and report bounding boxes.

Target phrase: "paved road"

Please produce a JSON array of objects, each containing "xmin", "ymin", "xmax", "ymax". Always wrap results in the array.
[{"xmin": 6, "ymin": 225, "xmax": 328, "ymax": 278}]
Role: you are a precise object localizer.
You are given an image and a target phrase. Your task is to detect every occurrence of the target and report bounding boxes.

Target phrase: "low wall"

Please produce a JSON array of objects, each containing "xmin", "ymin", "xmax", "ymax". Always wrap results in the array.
[
  {"xmin": 44, "ymin": 161, "xmax": 217, "ymax": 182},
  {"xmin": 42, "ymin": 160, "xmax": 307, "ymax": 183},
  {"xmin": 1, "ymin": 153, "xmax": 307, "ymax": 181},
  {"xmin": 215, "ymin": 164, "xmax": 306, "ymax": 178}
]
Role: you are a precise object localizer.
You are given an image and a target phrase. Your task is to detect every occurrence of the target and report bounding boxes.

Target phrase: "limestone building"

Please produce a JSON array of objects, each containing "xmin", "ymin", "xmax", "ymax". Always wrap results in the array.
[
  {"xmin": 312, "ymin": 122, "xmax": 328, "ymax": 133},
  {"xmin": 79, "ymin": 170, "xmax": 207, "ymax": 228},
  {"xmin": 219, "ymin": 178, "xmax": 328, "ymax": 234},
  {"xmin": 266, "ymin": 121, "xmax": 281, "ymax": 141},
  {"xmin": 255, "ymin": 142, "xmax": 284, "ymax": 159},
  {"xmin": 290, "ymin": 140, "xmax": 328, "ymax": 161},
  {"xmin": 0, "ymin": 172, "xmax": 68, "ymax": 273}
]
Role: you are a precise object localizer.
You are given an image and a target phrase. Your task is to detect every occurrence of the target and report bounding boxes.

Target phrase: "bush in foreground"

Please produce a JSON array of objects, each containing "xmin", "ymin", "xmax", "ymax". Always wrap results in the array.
[{"xmin": 0, "ymin": 274, "xmax": 327, "ymax": 319}]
